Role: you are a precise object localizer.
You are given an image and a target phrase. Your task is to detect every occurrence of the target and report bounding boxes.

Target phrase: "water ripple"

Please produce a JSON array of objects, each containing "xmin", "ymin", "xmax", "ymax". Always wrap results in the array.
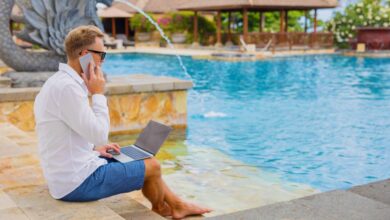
[{"xmin": 104, "ymin": 54, "xmax": 390, "ymax": 191}]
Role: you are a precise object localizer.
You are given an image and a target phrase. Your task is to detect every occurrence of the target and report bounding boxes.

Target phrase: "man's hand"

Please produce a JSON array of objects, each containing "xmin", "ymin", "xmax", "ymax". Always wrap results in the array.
[
  {"xmin": 94, "ymin": 143, "xmax": 121, "ymax": 158},
  {"xmin": 81, "ymin": 62, "xmax": 105, "ymax": 95}
]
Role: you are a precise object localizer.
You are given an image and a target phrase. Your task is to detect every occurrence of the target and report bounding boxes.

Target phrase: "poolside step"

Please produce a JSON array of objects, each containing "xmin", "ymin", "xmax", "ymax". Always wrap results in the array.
[
  {"xmin": 0, "ymin": 122, "xmax": 165, "ymax": 220},
  {"xmin": 207, "ymin": 182, "xmax": 390, "ymax": 220},
  {"xmin": 3, "ymin": 185, "xmax": 124, "ymax": 219},
  {"xmin": 101, "ymin": 193, "xmax": 166, "ymax": 220},
  {"xmin": 348, "ymin": 179, "xmax": 390, "ymax": 205},
  {"xmin": 1, "ymin": 184, "xmax": 166, "ymax": 220}
]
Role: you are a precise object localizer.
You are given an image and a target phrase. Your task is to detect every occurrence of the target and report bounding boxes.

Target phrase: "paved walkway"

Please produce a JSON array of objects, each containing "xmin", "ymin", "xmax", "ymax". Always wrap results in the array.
[{"xmin": 0, "ymin": 122, "xmax": 165, "ymax": 219}]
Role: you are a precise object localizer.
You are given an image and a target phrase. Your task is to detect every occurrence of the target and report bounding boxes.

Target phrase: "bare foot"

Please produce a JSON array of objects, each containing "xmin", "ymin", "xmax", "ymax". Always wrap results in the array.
[
  {"xmin": 152, "ymin": 202, "xmax": 172, "ymax": 217},
  {"xmin": 171, "ymin": 201, "xmax": 212, "ymax": 219}
]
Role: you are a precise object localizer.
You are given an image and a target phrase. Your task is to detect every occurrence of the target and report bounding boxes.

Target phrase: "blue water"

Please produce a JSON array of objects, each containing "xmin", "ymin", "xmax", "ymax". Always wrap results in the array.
[{"xmin": 104, "ymin": 53, "xmax": 390, "ymax": 191}]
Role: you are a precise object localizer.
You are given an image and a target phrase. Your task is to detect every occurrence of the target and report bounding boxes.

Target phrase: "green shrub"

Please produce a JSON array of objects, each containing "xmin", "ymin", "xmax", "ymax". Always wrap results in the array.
[
  {"xmin": 157, "ymin": 12, "xmax": 216, "ymax": 44},
  {"xmin": 187, "ymin": 14, "xmax": 216, "ymax": 44},
  {"xmin": 131, "ymin": 13, "xmax": 156, "ymax": 32},
  {"xmin": 326, "ymin": 0, "xmax": 390, "ymax": 48},
  {"xmin": 171, "ymin": 12, "xmax": 192, "ymax": 32}
]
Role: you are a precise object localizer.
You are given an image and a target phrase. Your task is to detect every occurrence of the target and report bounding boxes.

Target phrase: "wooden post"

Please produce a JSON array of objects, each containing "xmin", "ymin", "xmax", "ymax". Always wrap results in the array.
[
  {"xmin": 193, "ymin": 11, "xmax": 199, "ymax": 44},
  {"xmin": 227, "ymin": 11, "xmax": 232, "ymax": 42},
  {"xmin": 285, "ymin": 10, "xmax": 288, "ymax": 32},
  {"xmin": 243, "ymin": 8, "xmax": 248, "ymax": 42},
  {"xmin": 314, "ymin": 9, "xmax": 318, "ymax": 33},
  {"xmin": 304, "ymin": 10, "xmax": 308, "ymax": 33},
  {"xmin": 125, "ymin": 18, "xmax": 129, "ymax": 39},
  {"xmin": 259, "ymin": 12, "xmax": 265, "ymax": 32},
  {"xmin": 111, "ymin": 18, "xmax": 116, "ymax": 38},
  {"xmin": 279, "ymin": 10, "xmax": 285, "ymax": 33},
  {"xmin": 216, "ymin": 11, "xmax": 222, "ymax": 46},
  {"xmin": 313, "ymin": 9, "xmax": 318, "ymax": 47}
]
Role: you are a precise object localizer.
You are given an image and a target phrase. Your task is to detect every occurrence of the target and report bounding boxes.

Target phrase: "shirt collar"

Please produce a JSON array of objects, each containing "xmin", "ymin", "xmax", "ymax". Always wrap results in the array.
[{"xmin": 59, "ymin": 63, "xmax": 84, "ymax": 86}]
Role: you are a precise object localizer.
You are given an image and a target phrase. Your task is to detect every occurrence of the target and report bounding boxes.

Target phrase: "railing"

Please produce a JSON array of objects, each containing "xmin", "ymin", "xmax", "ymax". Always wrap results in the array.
[{"xmin": 200, "ymin": 32, "xmax": 334, "ymax": 49}]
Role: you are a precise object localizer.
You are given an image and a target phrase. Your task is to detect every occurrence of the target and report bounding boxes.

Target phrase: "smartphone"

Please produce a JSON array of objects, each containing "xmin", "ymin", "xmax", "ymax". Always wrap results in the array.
[{"xmin": 79, "ymin": 53, "xmax": 94, "ymax": 79}]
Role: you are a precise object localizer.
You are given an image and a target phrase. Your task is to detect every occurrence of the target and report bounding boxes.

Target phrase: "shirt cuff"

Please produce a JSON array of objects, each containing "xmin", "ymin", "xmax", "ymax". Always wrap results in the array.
[
  {"xmin": 93, "ymin": 150, "xmax": 101, "ymax": 157},
  {"xmin": 92, "ymin": 94, "xmax": 107, "ymax": 105}
]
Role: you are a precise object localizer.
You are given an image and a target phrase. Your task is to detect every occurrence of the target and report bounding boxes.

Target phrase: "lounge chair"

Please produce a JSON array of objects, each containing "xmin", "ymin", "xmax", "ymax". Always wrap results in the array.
[
  {"xmin": 116, "ymin": 34, "xmax": 135, "ymax": 48},
  {"xmin": 103, "ymin": 34, "xmax": 117, "ymax": 49},
  {"xmin": 239, "ymin": 35, "xmax": 256, "ymax": 52},
  {"xmin": 239, "ymin": 35, "xmax": 272, "ymax": 52}
]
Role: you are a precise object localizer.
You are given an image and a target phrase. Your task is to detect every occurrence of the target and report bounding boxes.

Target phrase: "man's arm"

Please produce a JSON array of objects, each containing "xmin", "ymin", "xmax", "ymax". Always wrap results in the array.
[{"xmin": 59, "ymin": 84, "xmax": 109, "ymax": 146}]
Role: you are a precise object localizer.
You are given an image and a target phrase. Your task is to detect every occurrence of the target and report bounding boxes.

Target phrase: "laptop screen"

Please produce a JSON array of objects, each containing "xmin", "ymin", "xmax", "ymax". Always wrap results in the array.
[{"xmin": 135, "ymin": 120, "xmax": 172, "ymax": 155}]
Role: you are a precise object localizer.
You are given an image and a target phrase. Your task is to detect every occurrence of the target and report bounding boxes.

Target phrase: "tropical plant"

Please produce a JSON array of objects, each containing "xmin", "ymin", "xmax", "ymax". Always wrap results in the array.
[
  {"xmin": 326, "ymin": 0, "xmax": 390, "ymax": 48},
  {"xmin": 187, "ymin": 14, "xmax": 217, "ymax": 44},
  {"xmin": 157, "ymin": 16, "xmax": 172, "ymax": 32},
  {"xmin": 157, "ymin": 12, "xmax": 215, "ymax": 44},
  {"xmin": 157, "ymin": 12, "xmax": 192, "ymax": 33},
  {"xmin": 171, "ymin": 13, "xmax": 192, "ymax": 32},
  {"xmin": 131, "ymin": 13, "xmax": 156, "ymax": 32}
]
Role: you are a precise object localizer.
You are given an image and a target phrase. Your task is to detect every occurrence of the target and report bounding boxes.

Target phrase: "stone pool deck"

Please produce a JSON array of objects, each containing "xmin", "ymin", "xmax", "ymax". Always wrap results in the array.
[
  {"xmin": 0, "ymin": 121, "xmax": 389, "ymax": 219},
  {"xmin": 0, "ymin": 122, "xmax": 166, "ymax": 220}
]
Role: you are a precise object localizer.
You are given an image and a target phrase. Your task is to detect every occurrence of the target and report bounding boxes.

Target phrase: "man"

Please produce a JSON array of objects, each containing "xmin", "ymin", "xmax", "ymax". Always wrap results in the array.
[{"xmin": 34, "ymin": 25, "xmax": 211, "ymax": 219}]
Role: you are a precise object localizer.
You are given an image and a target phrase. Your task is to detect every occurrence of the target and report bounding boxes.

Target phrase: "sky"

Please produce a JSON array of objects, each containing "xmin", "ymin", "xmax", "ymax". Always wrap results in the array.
[{"xmin": 317, "ymin": 0, "xmax": 358, "ymax": 21}]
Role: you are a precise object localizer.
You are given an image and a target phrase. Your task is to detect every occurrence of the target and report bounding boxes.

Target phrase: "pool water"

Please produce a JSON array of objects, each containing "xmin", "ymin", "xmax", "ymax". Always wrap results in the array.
[{"xmin": 104, "ymin": 53, "xmax": 390, "ymax": 191}]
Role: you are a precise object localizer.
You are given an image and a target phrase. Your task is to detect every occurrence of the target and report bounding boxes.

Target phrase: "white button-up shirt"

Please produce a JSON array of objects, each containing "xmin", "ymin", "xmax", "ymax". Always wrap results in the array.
[{"xmin": 34, "ymin": 63, "xmax": 109, "ymax": 199}]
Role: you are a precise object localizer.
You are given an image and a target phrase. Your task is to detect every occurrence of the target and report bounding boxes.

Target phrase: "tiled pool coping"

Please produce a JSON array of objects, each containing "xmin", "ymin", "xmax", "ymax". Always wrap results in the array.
[
  {"xmin": 106, "ymin": 46, "xmax": 336, "ymax": 60},
  {"xmin": 0, "ymin": 74, "xmax": 192, "ymax": 102},
  {"xmin": 343, "ymin": 50, "xmax": 390, "ymax": 58}
]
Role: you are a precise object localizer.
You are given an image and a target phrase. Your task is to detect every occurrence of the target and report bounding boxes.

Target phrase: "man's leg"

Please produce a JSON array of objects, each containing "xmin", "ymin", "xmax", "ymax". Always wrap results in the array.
[
  {"xmin": 142, "ymin": 158, "xmax": 168, "ymax": 215},
  {"xmin": 142, "ymin": 158, "xmax": 212, "ymax": 219}
]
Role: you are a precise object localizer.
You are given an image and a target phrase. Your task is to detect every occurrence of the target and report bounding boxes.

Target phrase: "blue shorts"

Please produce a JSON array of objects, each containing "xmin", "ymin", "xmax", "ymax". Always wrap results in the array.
[{"xmin": 60, "ymin": 157, "xmax": 145, "ymax": 202}]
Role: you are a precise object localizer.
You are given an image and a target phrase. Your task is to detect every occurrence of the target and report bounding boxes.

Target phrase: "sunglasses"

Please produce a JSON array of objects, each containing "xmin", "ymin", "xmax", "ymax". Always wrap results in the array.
[{"xmin": 82, "ymin": 49, "xmax": 106, "ymax": 61}]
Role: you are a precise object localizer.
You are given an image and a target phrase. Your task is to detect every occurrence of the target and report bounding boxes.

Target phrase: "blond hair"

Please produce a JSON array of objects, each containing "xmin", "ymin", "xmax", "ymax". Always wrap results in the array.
[{"xmin": 64, "ymin": 25, "xmax": 104, "ymax": 60}]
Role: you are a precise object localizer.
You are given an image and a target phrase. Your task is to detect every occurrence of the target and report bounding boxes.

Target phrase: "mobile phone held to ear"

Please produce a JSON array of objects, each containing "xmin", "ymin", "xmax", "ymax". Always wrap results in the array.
[{"xmin": 79, "ymin": 53, "xmax": 94, "ymax": 79}]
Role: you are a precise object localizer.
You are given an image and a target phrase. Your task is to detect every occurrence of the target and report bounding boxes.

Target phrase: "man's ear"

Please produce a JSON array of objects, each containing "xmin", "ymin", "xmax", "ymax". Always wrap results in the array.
[{"xmin": 80, "ymin": 49, "xmax": 87, "ymax": 56}]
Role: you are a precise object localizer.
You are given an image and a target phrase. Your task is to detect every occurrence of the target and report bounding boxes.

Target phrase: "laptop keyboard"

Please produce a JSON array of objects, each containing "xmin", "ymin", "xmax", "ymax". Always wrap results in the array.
[{"xmin": 121, "ymin": 146, "xmax": 150, "ymax": 160}]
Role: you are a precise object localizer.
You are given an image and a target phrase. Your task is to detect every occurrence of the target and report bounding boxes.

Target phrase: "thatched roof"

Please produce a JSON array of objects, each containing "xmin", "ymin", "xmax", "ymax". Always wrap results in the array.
[
  {"xmin": 98, "ymin": 6, "xmax": 133, "ymax": 18},
  {"xmin": 177, "ymin": 0, "xmax": 339, "ymax": 11},
  {"xmin": 112, "ymin": 0, "xmax": 182, "ymax": 14}
]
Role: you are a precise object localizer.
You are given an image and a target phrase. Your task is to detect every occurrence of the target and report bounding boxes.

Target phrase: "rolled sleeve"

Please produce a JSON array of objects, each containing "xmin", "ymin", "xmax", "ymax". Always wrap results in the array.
[{"xmin": 92, "ymin": 94, "xmax": 107, "ymax": 106}]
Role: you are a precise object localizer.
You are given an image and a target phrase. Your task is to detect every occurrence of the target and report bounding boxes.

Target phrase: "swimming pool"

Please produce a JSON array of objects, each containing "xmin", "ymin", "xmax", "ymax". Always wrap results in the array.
[{"xmin": 104, "ymin": 53, "xmax": 390, "ymax": 191}]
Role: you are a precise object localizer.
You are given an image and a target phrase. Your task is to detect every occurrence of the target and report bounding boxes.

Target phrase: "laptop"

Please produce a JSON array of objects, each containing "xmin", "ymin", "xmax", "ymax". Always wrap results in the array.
[{"xmin": 110, "ymin": 120, "xmax": 172, "ymax": 163}]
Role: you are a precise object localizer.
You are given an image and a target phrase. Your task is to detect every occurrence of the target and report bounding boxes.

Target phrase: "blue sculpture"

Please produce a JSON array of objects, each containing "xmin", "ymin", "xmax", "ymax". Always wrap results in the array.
[{"xmin": 0, "ymin": 0, "xmax": 113, "ymax": 72}]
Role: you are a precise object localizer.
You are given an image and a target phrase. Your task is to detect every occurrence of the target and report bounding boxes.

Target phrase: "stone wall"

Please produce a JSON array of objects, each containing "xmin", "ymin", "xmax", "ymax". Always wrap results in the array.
[{"xmin": 0, "ymin": 74, "xmax": 193, "ymax": 133}]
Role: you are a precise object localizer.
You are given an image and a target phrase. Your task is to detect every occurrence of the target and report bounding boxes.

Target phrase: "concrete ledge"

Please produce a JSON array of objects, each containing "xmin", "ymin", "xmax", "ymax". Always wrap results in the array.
[
  {"xmin": 343, "ymin": 50, "xmax": 390, "ymax": 58},
  {"xmin": 349, "ymin": 179, "xmax": 390, "ymax": 205},
  {"xmin": 0, "ymin": 74, "xmax": 193, "ymax": 102},
  {"xmin": 209, "ymin": 179, "xmax": 390, "ymax": 220},
  {"xmin": 0, "ymin": 87, "xmax": 40, "ymax": 102},
  {"xmin": 0, "ymin": 77, "xmax": 11, "ymax": 88}
]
